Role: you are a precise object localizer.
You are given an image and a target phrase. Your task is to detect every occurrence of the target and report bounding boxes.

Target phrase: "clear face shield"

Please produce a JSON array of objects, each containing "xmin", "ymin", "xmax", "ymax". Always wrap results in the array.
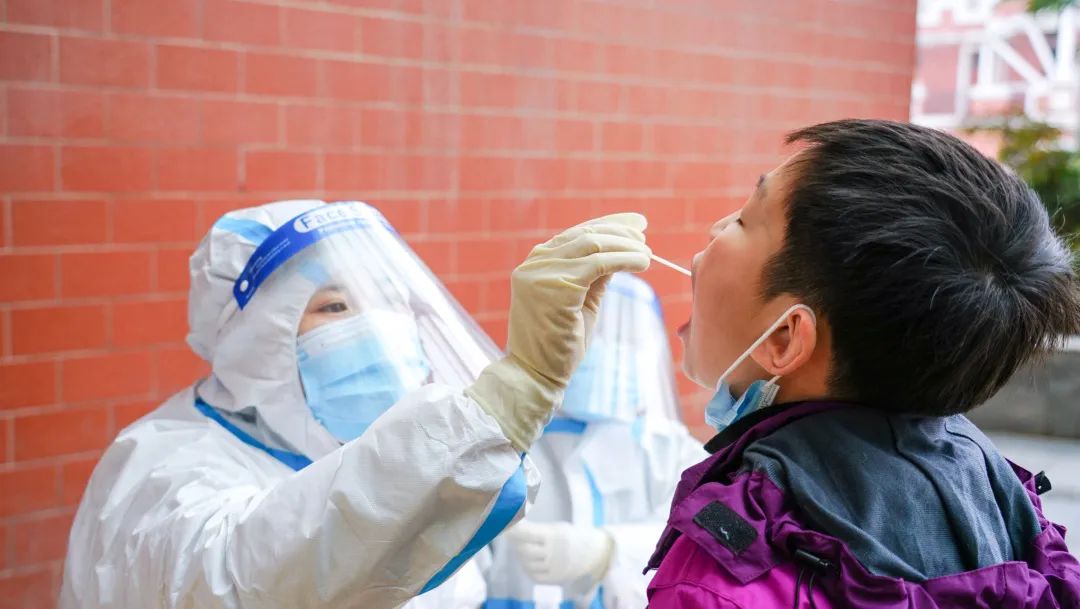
[
  {"xmin": 558, "ymin": 273, "xmax": 682, "ymax": 424},
  {"xmin": 233, "ymin": 202, "xmax": 500, "ymax": 442}
]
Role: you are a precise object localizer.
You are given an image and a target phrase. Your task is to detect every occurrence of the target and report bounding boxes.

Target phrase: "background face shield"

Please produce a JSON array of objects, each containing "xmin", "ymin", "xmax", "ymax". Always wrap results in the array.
[
  {"xmin": 559, "ymin": 273, "xmax": 682, "ymax": 423},
  {"xmin": 238, "ymin": 201, "xmax": 500, "ymax": 394}
]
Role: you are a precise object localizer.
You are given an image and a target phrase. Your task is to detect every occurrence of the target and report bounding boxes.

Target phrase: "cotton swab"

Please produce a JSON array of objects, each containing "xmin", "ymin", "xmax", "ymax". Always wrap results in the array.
[{"xmin": 650, "ymin": 254, "xmax": 692, "ymax": 277}]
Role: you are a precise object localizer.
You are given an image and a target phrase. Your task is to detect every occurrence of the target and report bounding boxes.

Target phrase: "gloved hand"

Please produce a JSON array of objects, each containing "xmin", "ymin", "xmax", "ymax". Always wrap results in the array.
[
  {"xmin": 466, "ymin": 214, "xmax": 650, "ymax": 451},
  {"xmin": 505, "ymin": 520, "xmax": 615, "ymax": 585}
]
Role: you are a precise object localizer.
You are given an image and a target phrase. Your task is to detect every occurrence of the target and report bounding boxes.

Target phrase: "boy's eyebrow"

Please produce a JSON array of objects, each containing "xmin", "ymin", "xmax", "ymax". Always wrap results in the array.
[{"xmin": 756, "ymin": 174, "xmax": 766, "ymax": 192}]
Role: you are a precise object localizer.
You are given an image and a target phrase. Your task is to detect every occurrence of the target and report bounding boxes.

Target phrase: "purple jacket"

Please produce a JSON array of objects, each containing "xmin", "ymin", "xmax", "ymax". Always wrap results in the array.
[{"xmin": 645, "ymin": 402, "xmax": 1080, "ymax": 608}]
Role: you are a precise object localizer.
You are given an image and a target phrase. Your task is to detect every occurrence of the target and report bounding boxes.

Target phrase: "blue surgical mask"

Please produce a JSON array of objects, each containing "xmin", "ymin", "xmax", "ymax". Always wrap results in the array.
[
  {"xmin": 704, "ymin": 378, "xmax": 780, "ymax": 431},
  {"xmin": 297, "ymin": 311, "xmax": 430, "ymax": 443},
  {"xmin": 704, "ymin": 304, "xmax": 814, "ymax": 432}
]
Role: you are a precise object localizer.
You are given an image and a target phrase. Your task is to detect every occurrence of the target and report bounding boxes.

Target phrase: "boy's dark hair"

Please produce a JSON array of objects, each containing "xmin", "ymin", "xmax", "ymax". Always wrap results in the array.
[{"xmin": 763, "ymin": 119, "xmax": 1080, "ymax": 415}]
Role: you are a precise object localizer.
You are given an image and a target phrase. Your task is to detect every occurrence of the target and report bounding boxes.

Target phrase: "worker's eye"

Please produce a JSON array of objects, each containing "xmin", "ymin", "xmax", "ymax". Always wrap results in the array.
[{"xmin": 317, "ymin": 301, "xmax": 349, "ymax": 314}]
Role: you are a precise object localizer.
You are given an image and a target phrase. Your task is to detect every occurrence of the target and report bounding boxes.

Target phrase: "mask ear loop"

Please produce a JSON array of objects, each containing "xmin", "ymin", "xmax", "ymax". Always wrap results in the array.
[{"xmin": 714, "ymin": 304, "xmax": 817, "ymax": 392}]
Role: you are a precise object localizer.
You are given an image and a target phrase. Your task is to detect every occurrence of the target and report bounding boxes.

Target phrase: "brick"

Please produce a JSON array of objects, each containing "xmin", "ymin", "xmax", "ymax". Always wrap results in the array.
[
  {"xmin": 555, "ymin": 120, "xmax": 594, "ymax": 151},
  {"xmin": 328, "ymin": 0, "xmax": 406, "ymax": 9},
  {"xmin": 638, "ymin": 197, "xmax": 691, "ymax": 229},
  {"xmin": 324, "ymin": 153, "xmax": 391, "ymax": 192},
  {"xmin": 285, "ymin": 104, "xmax": 357, "ymax": 148},
  {"xmin": 245, "ymin": 53, "xmax": 319, "ymax": 98},
  {"xmin": 324, "ymin": 151, "xmax": 451, "ymax": 190},
  {"xmin": 459, "ymin": 28, "xmax": 504, "ymax": 66},
  {"xmin": 111, "ymin": 298, "xmax": 187, "ymax": 347},
  {"xmin": 518, "ymin": 157, "xmax": 567, "ymax": 191},
  {"xmin": 322, "ymin": 61, "xmax": 421, "ymax": 103},
  {"xmin": 0, "ymin": 466, "xmax": 58, "ymax": 517},
  {"xmin": 61, "ymin": 457, "xmax": 99, "ymax": 506},
  {"xmin": 461, "ymin": 114, "xmax": 524, "ymax": 150},
  {"xmin": 455, "ymin": 238, "xmax": 517, "ymax": 275},
  {"xmin": 157, "ymin": 45, "xmax": 239, "ymax": 93},
  {"xmin": 670, "ymin": 161, "xmax": 724, "ymax": 191},
  {"xmin": 478, "ymin": 315, "xmax": 508, "ymax": 349},
  {"xmin": 60, "ymin": 251, "xmax": 153, "ymax": 298},
  {"xmin": 13, "ymin": 512, "xmax": 75, "ymax": 567},
  {"xmin": 60, "ymin": 36, "xmax": 150, "ymax": 87},
  {"xmin": 11, "ymin": 199, "xmax": 108, "ymax": 246},
  {"xmin": 15, "ymin": 407, "xmax": 110, "ymax": 460},
  {"xmin": 554, "ymin": 39, "xmax": 602, "ymax": 72},
  {"xmin": 112, "ymin": 0, "xmax": 199, "ymax": 37},
  {"xmin": 366, "ymin": 200, "xmax": 423, "ymax": 234},
  {"xmin": 461, "ymin": 72, "xmax": 517, "ymax": 108},
  {"xmin": 459, "ymin": 156, "xmax": 517, "ymax": 191},
  {"xmin": 7, "ymin": 0, "xmax": 105, "ymax": 30},
  {"xmin": 445, "ymin": 278, "xmax": 485, "ymax": 313},
  {"xmin": 484, "ymin": 275, "xmax": 512, "ymax": 312},
  {"xmin": 11, "ymin": 305, "xmax": 107, "ymax": 355},
  {"xmin": 0, "ymin": 361, "xmax": 58, "ymax": 410},
  {"xmin": 0, "ymin": 254, "xmax": 56, "ymax": 302},
  {"xmin": 489, "ymin": 198, "xmax": 542, "ymax": 232},
  {"xmin": 422, "ymin": 21, "xmax": 458, "ymax": 63},
  {"xmin": 410, "ymin": 240, "xmax": 453, "ymax": 276},
  {"xmin": 0, "ymin": 32, "xmax": 53, "ymax": 82},
  {"xmin": 105, "ymin": 93, "xmax": 201, "ymax": 144},
  {"xmin": 113, "ymin": 199, "xmax": 199, "ymax": 243},
  {"xmin": 0, "ymin": 145, "xmax": 56, "ymax": 193},
  {"xmin": 602, "ymin": 122, "xmax": 644, "ymax": 152},
  {"xmin": 574, "ymin": 81, "xmax": 622, "ymax": 114},
  {"xmin": 360, "ymin": 17, "xmax": 423, "ymax": 59},
  {"xmin": 62, "ymin": 352, "xmax": 154, "ymax": 402},
  {"xmin": 203, "ymin": 100, "xmax": 279, "ymax": 145},
  {"xmin": 544, "ymin": 198, "xmax": 594, "ymax": 230},
  {"xmin": 156, "ymin": 247, "xmax": 193, "ymax": 293},
  {"xmin": 61, "ymin": 146, "xmax": 153, "ymax": 192},
  {"xmin": 421, "ymin": 65, "xmax": 455, "ymax": 105},
  {"xmin": 204, "ymin": 0, "xmax": 280, "ymax": 45},
  {"xmin": 7, "ymin": 87, "xmax": 106, "ymax": 138},
  {"xmin": 156, "ymin": 347, "xmax": 208, "ymax": 396},
  {"xmin": 409, "ymin": 155, "xmax": 454, "ymax": 191},
  {"xmin": 2, "ymin": 310, "xmax": 10, "ymax": 356},
  {"xmin": 358, "ymin": 108, "xmax": 420, "ymax": 149},
  {"xmin": 623, "ymin": 85, "xmax": 663, "ymax": 116},
  {"xmin": 525, "ymin": 121, "xmax": 571, "ymax": 155},
  {"xmin": 283, "ymin": 8, "xmax": 360, "ymax": 52},
  {"xmin": 427, "ymin": 200, "xmax": 489, "ymax": 234},
  {"xmin": 0, "ymin": 566, "xmax": 56, "ymax": 609},
  {"xmin": 113, "ymin": 399, "xmax": 156, "ymax": 432},
  {"xmin": 157, "ymin": 148, "xmax": 238, "ymax": 192},
  {"xmin": 244, "ymin": 151, "xmax": 318, "ymax": 191}
]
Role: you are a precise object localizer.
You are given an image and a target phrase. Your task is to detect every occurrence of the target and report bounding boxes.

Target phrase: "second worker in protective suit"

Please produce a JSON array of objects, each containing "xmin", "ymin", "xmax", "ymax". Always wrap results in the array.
[
  {"xmin": 482, "ymin": 272, "xmax": 704, "ymax": 609},
  {"xmin": 60, "ymin": 200, "xmax": 652, "ymax": 609}
]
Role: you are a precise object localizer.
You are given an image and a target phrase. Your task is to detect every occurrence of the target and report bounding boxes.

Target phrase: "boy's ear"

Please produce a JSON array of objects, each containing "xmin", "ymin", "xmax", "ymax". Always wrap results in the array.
[{"xmin": 751, "ymin": 307, "xmax": 817, "ymax": 377}]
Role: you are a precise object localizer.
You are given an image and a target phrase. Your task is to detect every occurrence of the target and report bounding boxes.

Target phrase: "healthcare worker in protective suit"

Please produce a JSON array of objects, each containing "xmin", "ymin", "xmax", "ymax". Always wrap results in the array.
[
  {"xmin": 482, "ymin": 273, "xmax": 704, "ymax": 609},
  {"xmin": 60, "ymin": 200, "xmax": 652, "ymax": 609}
]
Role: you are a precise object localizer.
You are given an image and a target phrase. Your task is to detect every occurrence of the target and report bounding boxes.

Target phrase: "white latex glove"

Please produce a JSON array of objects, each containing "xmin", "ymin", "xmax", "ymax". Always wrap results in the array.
[
  {"xmin": 506, "ymin": 520, "xmax": 615, "ymax": 586},
  {"xmin": 467, "ymin": 214, "xmax": 650, "ymax": 451}
]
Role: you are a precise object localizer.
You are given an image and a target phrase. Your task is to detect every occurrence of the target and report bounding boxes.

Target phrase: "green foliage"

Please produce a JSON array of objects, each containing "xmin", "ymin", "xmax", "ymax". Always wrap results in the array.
[
  {"xmin": 976, "ymin": 119, "xmax": 1080, "ymax": 249},
  {"xmin": 1029, "ymin": 0, "xmax": 1077, "ymax": 11}
]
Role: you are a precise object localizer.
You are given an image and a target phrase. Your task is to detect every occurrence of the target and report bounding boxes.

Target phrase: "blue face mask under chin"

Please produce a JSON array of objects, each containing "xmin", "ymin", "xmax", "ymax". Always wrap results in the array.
[
  {"xmin": 704, "ymin": 378, "xmax": 780, "ymax": 431},
  {"xmin": 703, "ymin": 304, "xmax": 814, "ymax": 433},
  {"xmin": 296, "ymin": 311, "xmax": 430, "ymax": 443}
]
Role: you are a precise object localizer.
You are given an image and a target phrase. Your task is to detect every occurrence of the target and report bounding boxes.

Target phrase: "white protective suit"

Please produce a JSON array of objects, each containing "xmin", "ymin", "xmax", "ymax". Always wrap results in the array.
[
  {"xmin": 483, "ymin": 273, "xmax": 705, "ymax": 609},
  {"xmin": 60, "ymin": 200, "xmax": 538, "ymax": 609}
]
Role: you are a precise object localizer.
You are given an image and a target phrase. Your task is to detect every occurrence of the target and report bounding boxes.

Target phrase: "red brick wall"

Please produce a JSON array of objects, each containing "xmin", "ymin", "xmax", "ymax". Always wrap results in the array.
[{"xmin": 0, "ymin": 1, "xmax": 915, "ymax": 605}]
